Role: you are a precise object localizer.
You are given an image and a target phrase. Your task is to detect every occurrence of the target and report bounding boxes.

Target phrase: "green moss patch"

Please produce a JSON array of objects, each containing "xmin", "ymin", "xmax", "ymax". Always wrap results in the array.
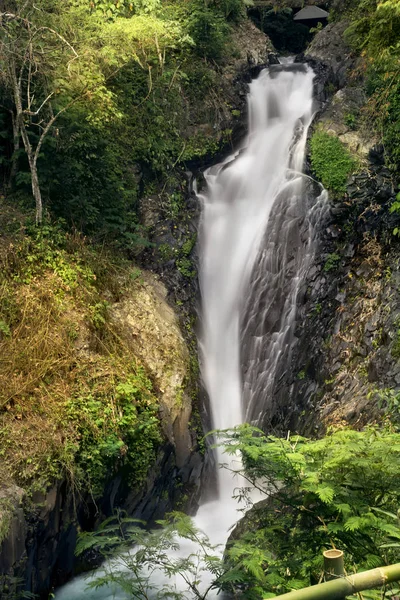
[{"xmin": 310, "ymin": 131, "xmax": 356, "ymax": 194}]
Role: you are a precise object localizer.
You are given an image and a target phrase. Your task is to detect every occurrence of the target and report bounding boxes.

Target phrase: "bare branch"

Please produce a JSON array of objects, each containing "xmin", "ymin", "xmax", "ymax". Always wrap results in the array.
[
  {"xmin": 23, "ymin": 90, "xmax": 54, "ymax": 116},
  {"xmin": 33, "ymin": 90, "xmax": 89, "ymax": 166},
  {"xmin": 1, "ymin": 12, "xmax": 79, "ymax": 58},
  {"xmin": 27, "ymin": 40, "xmax": 33, "ymax": 111},
  {"xmin": 35, "ymin": 26, "xmax": 78, "ymax": 58}
]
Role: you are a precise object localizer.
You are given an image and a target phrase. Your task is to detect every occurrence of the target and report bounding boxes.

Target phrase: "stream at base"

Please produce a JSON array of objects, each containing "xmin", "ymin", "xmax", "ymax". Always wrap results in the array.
[{"xmin": 55, "ymin": 60, "xmax": 327, "ymax": 600}]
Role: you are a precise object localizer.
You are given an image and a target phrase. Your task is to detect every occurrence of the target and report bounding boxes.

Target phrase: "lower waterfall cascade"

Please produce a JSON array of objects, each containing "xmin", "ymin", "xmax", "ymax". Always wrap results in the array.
[{"xmin": 55, "ymin": 60, "xmax": 328, "ymax": 599}]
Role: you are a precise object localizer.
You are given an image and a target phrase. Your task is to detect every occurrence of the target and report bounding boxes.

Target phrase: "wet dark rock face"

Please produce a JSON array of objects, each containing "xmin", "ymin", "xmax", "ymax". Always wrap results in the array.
[
  {"xmin": 305, "ymin": 21, "xmax": 356, "ymax": 90},
  {"xmin": 0, "ymin": 442, "xmax": 204, "ymax": 599},
  {"xmin": 287, "ymin": 150, "xmax": 400, "ymax": 435},
  {"xmin": 241, "ymin": 175, "xmax": 328, "ymax": 428},
  {"xmin": 241, "ymin": 21, "xmax": 400, "ymax": 436},
  {"xmin": 240, "ymin": 147, "xmax": 399, "ymax": 435}
]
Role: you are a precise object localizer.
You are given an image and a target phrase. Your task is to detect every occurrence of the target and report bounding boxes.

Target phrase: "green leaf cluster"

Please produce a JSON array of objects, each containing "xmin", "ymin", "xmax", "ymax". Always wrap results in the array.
[
  {"xmin": 217, "ymin": 425, "xmax": 400, "ymax": 597},
  {"xmin": 0, "ymin": 0, "xmax": 248, "ymax": 243},
  {"xmin": 66, "ymin": 369, "xmax": 162, "ymax": 496},
  {"xmin": 74, "ymin": 425, "xmax": 400, "ymax": 600},
  {"xmin": 75, "ymin": 511, "xmax": 225, "ymax": 600}
]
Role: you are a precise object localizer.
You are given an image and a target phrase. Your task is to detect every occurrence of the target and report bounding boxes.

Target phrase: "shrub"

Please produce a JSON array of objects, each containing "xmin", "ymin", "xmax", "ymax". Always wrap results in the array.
[
  {"xmin": 324, "ymin": 252, "xmax": 341, "ymax": 272},
  {"xmin": 187, "ymin": 8, "xmax": 230, "ymax": 60},
  {"xmin": 218, "ymin": 425, "xmax": 400, "ymax": 597}
]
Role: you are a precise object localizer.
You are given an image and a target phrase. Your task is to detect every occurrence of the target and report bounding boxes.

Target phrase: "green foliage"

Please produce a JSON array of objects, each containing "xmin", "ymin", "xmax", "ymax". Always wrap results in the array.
[
  {"xmin": 182, "ymin": 133, "xmax": 220, "ymax": 161},
  {"xmin": 391, "ymin": 322, "xmax": 400, "ymax": 360},
  {"xmin": 0, "ymin": 0, "xmax": 241, "ymax": 240},
  {"xmin": 341, "ymin": 0, "xmax": 400, "ymax": 175},
  {"xmin": 74, "ymin": 427, "xmax": 400, "ymax": 600},
  {"xmin": 344, "ymin": 0, "xmax": 400, "ymax": 60},
  {"xmin": 181, "ymin": 235, "xmax": 196, "ymax": 257},
  {"xmin": 344, "ymin": 112, "xmax": 358, "ymax": 130},
  {"xmin": 166, "ymin": 192, "xmax": 184, "ymax": 220},
  {"xmin": 363, "ymin": 65, "xmax": 400, "ymax": 177},
  {"xmin": 187, "ymin": 7, "xmax": 230, "ymax": 60},
  {"xmin": 217, "ymin": 425, "xmax": 400, "ymax": 597},
  {"xmin": 0, "ymin": 214, "xmax": 163, "ymax": 497},
  {"xmin": 324, "ymin": 252, "xmax": 341, "ymax": 272},
  {"xmin": 75, "ymin": 511, "xmax": 224, "ymax": 599},
  {"xmin": 376, "ymin": 389, "xmax": 400, "ymax": 429},
  {"xmin": 176, "ymin": 257, "xmax": 196, "ymax": 278},
  {"xmin": 66, "ymin": 369, "xmax": 161, "ymax": 495},
  {"xmin": 314, "ymin": 302, "xmax": 322, "ymax": 315},
  {"xmin": 4, "ymin": 222, "xmax": 95, "ymax": 288},
  {"xmin": 85, "ymin": 0, "xmax": 161, "ymax": 19},
  {"xmin": 0, "ymin": 320, "xmax": 11, "ymax": 338},
  {"xmin": 212, "ymin": 0, "xmax": 247, "ymax": 22},
  {"xmin": 310, "ymin": 131, "xmax": 356, "ymax": 194}
]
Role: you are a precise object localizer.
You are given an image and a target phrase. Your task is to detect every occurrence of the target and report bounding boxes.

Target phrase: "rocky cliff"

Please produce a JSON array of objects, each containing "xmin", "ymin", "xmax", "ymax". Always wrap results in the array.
[
  {"xmin": 241, "ymin": 21, "xmax": 399, "ymax": 436},
  {"xmin": 0, "ymin": 241, "xmax": 200, "ymax": 598}
]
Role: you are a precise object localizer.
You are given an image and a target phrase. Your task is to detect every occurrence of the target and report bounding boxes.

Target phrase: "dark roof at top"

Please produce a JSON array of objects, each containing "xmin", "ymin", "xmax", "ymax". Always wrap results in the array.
[{"xmin": 294, "ymin": 6, "xmax": 329, "ymax": 20}]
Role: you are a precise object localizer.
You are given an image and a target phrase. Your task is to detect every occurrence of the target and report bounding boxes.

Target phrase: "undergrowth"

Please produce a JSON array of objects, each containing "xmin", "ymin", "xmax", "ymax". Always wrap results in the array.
[
  {"xmin": 219, "ymin": 425, "xmax": 400, "ymax": 598},
  {"xmin": 0, "ymin": 206, "xmax": 162, "ymax": 497}
]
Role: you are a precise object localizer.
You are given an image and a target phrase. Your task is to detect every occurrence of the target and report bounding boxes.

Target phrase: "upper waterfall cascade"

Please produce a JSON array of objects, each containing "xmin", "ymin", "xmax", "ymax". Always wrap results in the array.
[
  {"xmin": 55, "ymin": 62, "xmax": 328, "ymax": 600},
  {"xmin": 199, "ymin": 61, "xmax": 326, "ymax": 455}
]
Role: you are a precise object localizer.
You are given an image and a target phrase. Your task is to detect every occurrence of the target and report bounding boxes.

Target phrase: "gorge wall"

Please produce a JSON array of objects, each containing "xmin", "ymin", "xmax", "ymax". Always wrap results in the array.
[
  {"xmin": 2, "ymin": 12, "xmax": 399, "ymax": 600},
  {"xmin": 241, "ymin": 21, "xmax": 400, "ymax": 436}
]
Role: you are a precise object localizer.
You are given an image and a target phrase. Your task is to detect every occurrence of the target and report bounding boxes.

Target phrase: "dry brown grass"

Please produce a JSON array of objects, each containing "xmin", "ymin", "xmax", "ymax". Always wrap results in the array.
[{"xmin": 0, "ymin": 207, "xmax": 149, "ymax": 494}]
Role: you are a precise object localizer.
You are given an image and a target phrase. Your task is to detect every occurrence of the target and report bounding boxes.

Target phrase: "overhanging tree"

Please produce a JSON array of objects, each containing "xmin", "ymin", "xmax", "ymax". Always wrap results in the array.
[{"xmin": 0, "ymin": 0, "xmax": 190, "ymax": 224}]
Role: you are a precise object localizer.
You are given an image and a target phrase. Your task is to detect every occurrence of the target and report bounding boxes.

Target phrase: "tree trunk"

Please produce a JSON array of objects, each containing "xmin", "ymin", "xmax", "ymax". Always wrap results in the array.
[
  {"xmin": 7, "ymin": 111, "xmax": 19, "ymax": 190},
  {"xmin": 30, "ymin": 158, "xmax": 43, "ymax": 225},
  {"xmin": 9, "ymin": 57, "xmax": 43, "ymax": 225}
]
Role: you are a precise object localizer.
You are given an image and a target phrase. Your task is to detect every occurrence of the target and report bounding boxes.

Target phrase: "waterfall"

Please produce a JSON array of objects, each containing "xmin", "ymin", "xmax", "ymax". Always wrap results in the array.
[
  {"xmin": 198, "ymin": 61, "xmax": 325, "ymax": 497},
  {"xmin": 54, "ymin": 61, "xmax": 327, "ymax": 600},
  {"xmin": 180, "ymin": 59, "xmax": 327, "ymax": 585}
]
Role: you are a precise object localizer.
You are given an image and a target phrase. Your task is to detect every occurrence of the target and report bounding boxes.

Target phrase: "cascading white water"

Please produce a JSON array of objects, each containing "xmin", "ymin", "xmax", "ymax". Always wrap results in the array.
[
  {"xmin": 55, "ymin": 62, "xmax": 325, "ymax": 600},
  {"xmin": 198, "ymin": 61, "xmax": 318, "ymax": 491}
]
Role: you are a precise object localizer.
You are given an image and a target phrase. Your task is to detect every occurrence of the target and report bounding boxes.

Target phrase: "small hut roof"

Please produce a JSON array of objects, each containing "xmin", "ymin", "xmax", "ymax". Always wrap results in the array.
[{"xmin": 293, "ymin": 6, "xmax": 329, "ymax": 20}]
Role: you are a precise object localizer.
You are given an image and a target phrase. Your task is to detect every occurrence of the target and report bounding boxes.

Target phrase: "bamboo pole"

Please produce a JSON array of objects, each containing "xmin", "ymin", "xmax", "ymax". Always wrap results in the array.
[
  {"xmin": 323, "ymin": 549, "xmax": 345, "ymax": 580},
  {"xmin": 269, "ymin": 563, "xmax": 400, "ymax": 600}
]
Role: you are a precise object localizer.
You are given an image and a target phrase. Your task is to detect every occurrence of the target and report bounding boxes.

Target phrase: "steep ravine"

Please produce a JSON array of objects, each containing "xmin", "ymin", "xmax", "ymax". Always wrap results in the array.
[{"xmin": 3, "ymin": 17, "xmax": 399, "ymax": 600}]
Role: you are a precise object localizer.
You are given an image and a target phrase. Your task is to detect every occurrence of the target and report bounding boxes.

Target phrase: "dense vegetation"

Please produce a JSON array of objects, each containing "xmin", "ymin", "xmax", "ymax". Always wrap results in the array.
[
  {"xmin": 0, "ymin": 212, "xmax": 162, "ymax": 497},
  {"xmin": 76, "ymin": 426, "xmax": 400, "ymax": 599},
  {"xmin": 331, "ymin": 0, "xmax": 400, "ymax": 172},
  {"xmin": 0, "ymin": 0, "xmax": 247, "ymax": 232}
]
